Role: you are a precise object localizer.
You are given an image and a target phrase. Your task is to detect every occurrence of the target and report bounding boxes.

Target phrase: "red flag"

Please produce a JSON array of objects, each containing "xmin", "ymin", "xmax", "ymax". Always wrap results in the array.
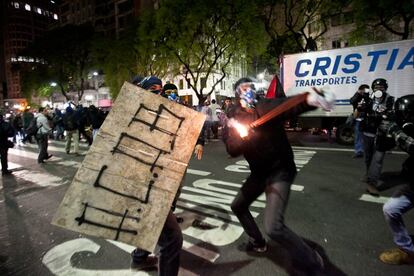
[{"xmin": 265, "ymin": 75, "xmax": 286, "ymax": 99}]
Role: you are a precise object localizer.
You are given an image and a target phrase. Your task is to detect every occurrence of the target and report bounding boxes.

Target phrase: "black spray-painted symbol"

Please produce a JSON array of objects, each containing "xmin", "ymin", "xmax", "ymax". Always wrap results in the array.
[
  {"xmin": 128, "ymin": 103, "xmax": 185, "ymax": 151},
  {"xmin": 75, "ymin": 202, "xmax": 138, "ymax": 240}
]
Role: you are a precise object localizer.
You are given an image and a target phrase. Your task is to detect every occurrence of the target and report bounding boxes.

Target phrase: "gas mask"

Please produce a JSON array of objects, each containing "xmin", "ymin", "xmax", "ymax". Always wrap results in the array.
[
  {"xmin": 236, "ymin": 83, "xmax": 258, "ymax": 110},
  {"xmin": 240, "ymin": 88, "xmax": 258, "ymax": 109},
  {"xmin": 372, "ymin": 90, "xmax": 383, "ymax": 100}
]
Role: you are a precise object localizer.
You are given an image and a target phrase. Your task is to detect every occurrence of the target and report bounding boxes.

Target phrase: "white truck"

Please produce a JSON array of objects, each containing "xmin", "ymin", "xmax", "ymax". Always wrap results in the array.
[{"xmin": 281, "ymin": 39, "xmax": 414, "ymax": 144}]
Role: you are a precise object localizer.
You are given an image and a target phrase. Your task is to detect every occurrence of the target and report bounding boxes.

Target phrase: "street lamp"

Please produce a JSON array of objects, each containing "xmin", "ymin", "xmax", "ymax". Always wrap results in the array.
[{"xmin": 50, "ymin": 82, "xmax": 57, "ymax": 87}]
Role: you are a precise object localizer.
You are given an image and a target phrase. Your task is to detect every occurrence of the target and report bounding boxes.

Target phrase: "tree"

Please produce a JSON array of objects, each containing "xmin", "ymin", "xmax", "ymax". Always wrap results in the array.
[
  {"xmin": 92, "ymin": 31, "xmax": 137, "ymax": 98},
  {"xmin": 21, "ymin": 24, "xmax": 95, "ymax": 102},
  {"xmin": 352, "ymin": 0, "xmax": 414, "ymax": 41},
  {"xmin": 257, "ymin": 0, "xmax": 343, "ymax": 54},
  {"xmin": 145, "ymin": 0, "xmax": 267, "ymax": 103}
]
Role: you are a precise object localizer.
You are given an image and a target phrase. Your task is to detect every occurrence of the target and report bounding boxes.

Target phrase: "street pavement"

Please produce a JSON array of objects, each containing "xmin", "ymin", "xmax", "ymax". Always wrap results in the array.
[{"xmin": 0, "ymin": 132, "xmax": 413, "ymax": 276}]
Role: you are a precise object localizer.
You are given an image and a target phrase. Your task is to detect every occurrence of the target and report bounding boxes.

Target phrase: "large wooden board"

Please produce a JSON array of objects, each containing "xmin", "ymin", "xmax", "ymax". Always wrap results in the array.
[{"xmin": 52, "ymin": 82, "xmax": 206, "ymax": 251}]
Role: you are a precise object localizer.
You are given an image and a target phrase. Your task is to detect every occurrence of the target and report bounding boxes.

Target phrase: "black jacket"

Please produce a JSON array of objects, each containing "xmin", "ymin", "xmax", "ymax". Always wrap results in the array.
[
  {"xmin": 0, "ymin": 120, "xmax": 15, "ymax": 149},
  {"xmin": 223, "ymin": 95, "xmax": 315, "ymax": 178},
  {"xmin": 360, "ymin": 94, "xmax": 394, "ymax": 135}
]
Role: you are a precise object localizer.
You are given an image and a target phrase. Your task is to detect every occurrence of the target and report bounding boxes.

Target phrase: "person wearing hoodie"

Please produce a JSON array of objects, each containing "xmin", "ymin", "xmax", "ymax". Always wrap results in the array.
[
  {"xmin": 63, "ymin": 105, "xmax": 79, "ymax": 155},
  {"xmin": 36, "ymin": 107, "xmax": 53, "ymax": 163}
]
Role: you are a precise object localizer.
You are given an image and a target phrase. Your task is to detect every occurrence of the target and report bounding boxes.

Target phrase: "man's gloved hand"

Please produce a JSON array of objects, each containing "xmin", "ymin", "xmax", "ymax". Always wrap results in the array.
[{"xmin": 306, "ymin": 86, "xmax": 335, "ymax": 111}]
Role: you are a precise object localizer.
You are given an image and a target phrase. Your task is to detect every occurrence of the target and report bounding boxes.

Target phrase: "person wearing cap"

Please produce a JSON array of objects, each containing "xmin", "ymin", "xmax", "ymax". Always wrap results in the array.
[{"xmin": 222, "ymin": 77, "xmax": 335, "ymax": 274}]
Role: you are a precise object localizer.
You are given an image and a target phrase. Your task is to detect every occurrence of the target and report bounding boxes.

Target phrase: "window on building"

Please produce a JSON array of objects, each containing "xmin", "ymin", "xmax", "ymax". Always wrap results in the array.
[
  {"xmin": 53, "ymin": 14, "xmax": 58, "ymax": 20},
  {"xmin": 220, "ymin": 80, "xmax": 225, "ymax": 90},
  {"xmin": 37, "ymin": 7, "xmax": 42, "ymax": 14},
  {"xmin": 332, "ymin": 40, "xmax": 341, "ymax": 49},
  {"xmin": 25, "ymin": 4, "xmax": 31, "ymax": 11},
  {"xmin": 14, "ymin": 2, "xmax": 20, "ymax": 9},
  {"xmin": 186, "ymin": 78, "xmax": 191, "ymax": 89},
  {"xmin": 179, "ymin": 79, "xmax": 184, "ymax": 90}
]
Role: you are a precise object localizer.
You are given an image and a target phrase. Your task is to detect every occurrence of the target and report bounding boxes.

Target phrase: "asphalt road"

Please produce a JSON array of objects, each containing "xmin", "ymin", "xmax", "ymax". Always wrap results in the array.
[{"xmin": 0, "ymin": 132, "xmax": 413, "ymax": 276}]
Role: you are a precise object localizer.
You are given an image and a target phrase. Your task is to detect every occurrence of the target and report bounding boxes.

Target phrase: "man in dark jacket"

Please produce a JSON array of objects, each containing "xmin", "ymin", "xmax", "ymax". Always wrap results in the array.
[
  {"xmin": 378, "ymin": 95, "xmax": 414, "ymax": 265},
  {"xmin": 358, "ymin": 78, "xmax": 395, "ymax": 195},
  {"xmin": 63, "ymin": 106, "xmax": 79, "ymax": 154},
  {"xmin": 350, "ymin": 84, "xmax": 370, "ymax": 158},
  {"xmin": 223, "ymin": 77, "xmax": 334, "ymax": 274},
  {"xmin": 0, "ymin": 113, "xmax": 15, "ymax": 175}
]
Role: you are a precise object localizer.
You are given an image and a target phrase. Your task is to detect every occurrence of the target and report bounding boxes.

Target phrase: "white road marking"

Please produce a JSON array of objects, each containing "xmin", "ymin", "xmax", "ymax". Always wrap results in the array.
[
  {"xmin": 292, "ymin": 146, "xmax": 407, "ymax": 155},
  {"xmin": 359, "ymin": 194, "xmax": 389, "ymax": 204},
  {"xmin": 8, "ymin": 162, "xmax": 22, "ymax": 170},
  {"xmin": 186, "ymin": 169, "xmax": 211, "ymax": 176}
]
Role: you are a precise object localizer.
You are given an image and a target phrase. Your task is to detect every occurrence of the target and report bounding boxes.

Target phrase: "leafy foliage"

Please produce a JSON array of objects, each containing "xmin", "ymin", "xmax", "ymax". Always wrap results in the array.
[
  {"xmin": 143, "ymin": 0, "xmax": 267, "ymax": 103},
  {"xmin": 352, "ymin": 0, "xmax": 414, "ymax": 41}
]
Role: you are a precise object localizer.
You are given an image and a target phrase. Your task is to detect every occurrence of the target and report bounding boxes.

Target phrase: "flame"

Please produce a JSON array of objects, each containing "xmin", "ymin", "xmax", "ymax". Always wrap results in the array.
[{"xmin": 229, "ymin": 119, "xmax": 249, "ymax": 138}]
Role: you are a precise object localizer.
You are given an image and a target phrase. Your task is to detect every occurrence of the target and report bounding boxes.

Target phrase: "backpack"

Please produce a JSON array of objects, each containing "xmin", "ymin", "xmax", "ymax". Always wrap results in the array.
[
  {"xmin": 63, "ymin": 113, "xmax": 77, "ymax": 130},
  {"xmin": 25, "ymin": 117, "xmax": 39, "ymax": 136}
]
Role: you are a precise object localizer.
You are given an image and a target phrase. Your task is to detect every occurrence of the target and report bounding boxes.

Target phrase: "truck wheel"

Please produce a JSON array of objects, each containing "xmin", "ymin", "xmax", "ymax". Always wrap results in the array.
[{"xmin": 336, "ymin": 124, "xmax": 354, "ymax": 145}]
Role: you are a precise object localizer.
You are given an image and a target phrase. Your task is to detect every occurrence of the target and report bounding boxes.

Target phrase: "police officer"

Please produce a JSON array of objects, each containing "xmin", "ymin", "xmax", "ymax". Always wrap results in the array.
[{"xmin": 378, "ymin": 95, "xmax": 414, "ymax": 265}]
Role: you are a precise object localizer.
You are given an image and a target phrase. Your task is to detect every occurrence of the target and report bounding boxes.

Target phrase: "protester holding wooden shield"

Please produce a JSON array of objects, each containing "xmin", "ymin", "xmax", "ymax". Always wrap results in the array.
[
  {"xmin": 222, "ymin": 77, "xmax": 334, "ymax": 274},
  {"xmin": 130, "ymin": 76, "xmax": 205, "ymax": 275},
  {"xmin": 52, "ymin": 76, "xmax": 206, "ymax": 276}
]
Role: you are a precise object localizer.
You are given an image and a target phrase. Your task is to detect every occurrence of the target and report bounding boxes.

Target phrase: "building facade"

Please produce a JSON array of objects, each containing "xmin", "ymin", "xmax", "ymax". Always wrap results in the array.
[{"xmin": 0, "ymin": 0, "xmax": 59, "ymax": 107}]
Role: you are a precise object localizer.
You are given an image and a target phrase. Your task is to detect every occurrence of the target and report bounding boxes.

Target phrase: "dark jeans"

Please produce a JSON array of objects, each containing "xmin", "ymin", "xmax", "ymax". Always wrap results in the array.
[
  {"xmin": 231, "ymin": 172, "xmax": 320, "ymax": 270},
  {"xmin": 367, "ymin": 150, "xmax": 386, "ymax": 184},
  {"xmin": 0, "ymin": 147, "xmax": 8, "ymax": 172},
  {"xmin": 36, "ymin": 133, "xmax": 49, "ymax": 162},
  {"xmin": 131, "ymin": 211, "xmax": 183, "ymax": 276},
  {"xmin": 362, "ymin": 134, "xmax": 375, "ymax": 172}
]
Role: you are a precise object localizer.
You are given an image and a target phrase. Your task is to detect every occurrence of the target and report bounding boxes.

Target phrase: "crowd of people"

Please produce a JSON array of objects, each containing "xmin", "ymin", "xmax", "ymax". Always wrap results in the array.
[
  {"xmin": 1, "ymin": 104, "xmax": 108, "ymax": 164},
  {"xmin": 1, "ymin": 75, "xmax": 413, "ymax": 275}
]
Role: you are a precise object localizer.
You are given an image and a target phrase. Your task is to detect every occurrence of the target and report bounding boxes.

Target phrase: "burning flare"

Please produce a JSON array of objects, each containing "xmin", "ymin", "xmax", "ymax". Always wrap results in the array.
[{"xmin": 228, "ymin": 118, "xmax": 249, "ymax": 138}]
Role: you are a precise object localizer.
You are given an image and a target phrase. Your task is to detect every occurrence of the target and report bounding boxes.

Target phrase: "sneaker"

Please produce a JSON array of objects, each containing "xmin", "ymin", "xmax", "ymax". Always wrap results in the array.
[
  {"xmin": 45, "ymin": 154, "xmax": 53, "ymax": 160},
  {"xmin": 366, "ymin": 183, "xmax": 380, "ymax": 197},
  {"xmin": 243, "ymin": 240, "xmax": 267, "ymax": 253},
  {"xmin": 130, "ymin": 255, "xmax": 158, "ymax": 270},
  {"xmin": 379, "ymin": 248, "xmax": 414, "ymax": 265}
]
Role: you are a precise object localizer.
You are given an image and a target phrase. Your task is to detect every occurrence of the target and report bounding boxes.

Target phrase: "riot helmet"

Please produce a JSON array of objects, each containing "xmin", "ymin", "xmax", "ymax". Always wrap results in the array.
[{"xmin": 394, "ymin": 95, "xmax": 414, "ymax": 136}]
